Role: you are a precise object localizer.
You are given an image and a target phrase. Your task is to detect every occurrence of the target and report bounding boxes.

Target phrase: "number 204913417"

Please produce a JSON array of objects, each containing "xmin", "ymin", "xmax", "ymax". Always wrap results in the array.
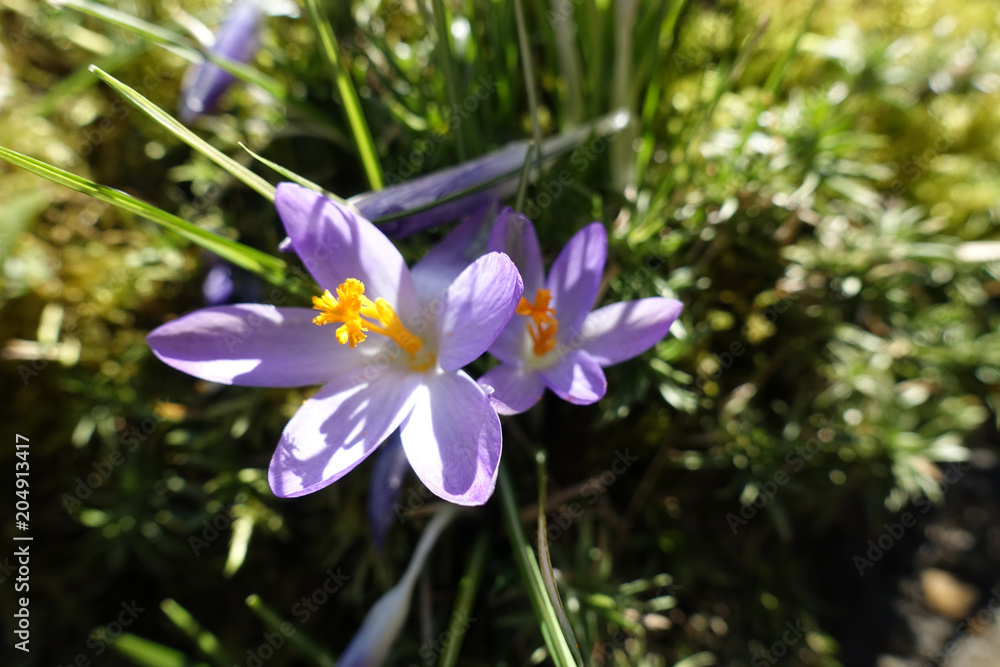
[{"xmin": 15, "ymin": 435, "xmax": 29, "ymax": 528}]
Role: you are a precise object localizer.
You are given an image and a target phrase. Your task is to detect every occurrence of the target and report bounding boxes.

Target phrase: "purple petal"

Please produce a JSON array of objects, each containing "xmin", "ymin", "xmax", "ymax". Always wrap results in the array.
[
  {"xmin": 399, "ymin": 370, "xmax": 501, "ymax": 505},
  {"xmin": 410, "ymin": 204, "xmax": 495, "ymax": 304},
  {"xmin": 486, "ymin": 208, "xmax": 545, "ymax": 296},
  {"xmin": 268, "ymin": 371, "xmax": 421, "ymax": 498},
  {"xmin": 276, "ymin": 183, "xmax": 418, "ymax": 313},
  {"xmin": 581, "ymin": 298, "xmax": 683, "ymax": 366},
  {"xmin": 146, "ymin": 305, "xmax": 369, "ymax": 387},
  {"xmin": 179, "ymin": 0, "xmax": 263, "ymax": 123},
  {"xmin": 546, "ymin": 222, "xmax": 607, "ymax": 337},
  {"xmin": 478, "ymin": 364, "xmax": 545, "ymax": 415},
  {"xmin": 435, "ymin": 252, "xmax": 523, "ymax": 372},
  {"xmin": 367, "ymin": 430, "xmax": 409, "ymax": 550},
  {"xmin": 352, "ymin": 142, "xmax": 530, "ymax": 237},
  {"xmin": 537, "ymin": 349, "xmax": 607, "ymax": 405}
]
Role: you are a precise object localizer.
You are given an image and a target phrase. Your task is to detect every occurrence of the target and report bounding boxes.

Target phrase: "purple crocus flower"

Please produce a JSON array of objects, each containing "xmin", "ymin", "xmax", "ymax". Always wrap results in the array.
[
  {"xmin": 147, "ymin": 183, "xmax": 523, "ymax": 504},
  {"xmin": 478, "ymin": 210, "xmax": 683, "ymax": 414},
  {"xmin": 179, "ymin": 0, "xmax": 263, "ymax": 123}
]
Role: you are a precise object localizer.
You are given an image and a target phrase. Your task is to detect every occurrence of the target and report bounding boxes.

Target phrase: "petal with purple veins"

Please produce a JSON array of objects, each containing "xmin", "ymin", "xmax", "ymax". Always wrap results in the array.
[
  {"xmin": 436, "ymin": 252, "xmax": 523, "ymax": 372},
  {"xmin": 268, "ymin": 370, "xmax": 421, "ymax": 498},
  {"xmin": 275, "ymin": 183, "xmax": 418, "ymax": 312},
  {"xmin": 580, "ymin": 298, "xmax": 683, "ymax": 366},
  {"xmin": 478, "ymin": 364, "xmax": 545, "ymax": 415},
  {"xmin": 546, "ymin": 222, "xmax": 607, "ymax": 336},
  {"xmin": 537, "ymin": 349, "xmax": 607, "ymax": 405},
  {"xmin": 146, "ymin": 305, "xmax": 369, "ymax": 387},
  {"xmin": 399, "ymin": 370, "xmax": 501, "ymax": 505}
]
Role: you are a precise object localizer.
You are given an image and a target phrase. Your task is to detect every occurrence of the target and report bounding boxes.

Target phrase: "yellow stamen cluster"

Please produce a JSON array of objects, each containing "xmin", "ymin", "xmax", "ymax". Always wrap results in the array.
[
  {"xmin": 312, "ymin": 279, "xmax": 423, "ymax": 356},
  {"xmin": 517, "ymin": 288, "xmax": 559, "ymax": 356}
]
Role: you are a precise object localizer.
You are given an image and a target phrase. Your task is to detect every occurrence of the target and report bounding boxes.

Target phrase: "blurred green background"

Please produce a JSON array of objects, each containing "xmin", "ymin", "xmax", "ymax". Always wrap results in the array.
[{"xmin": 3, "ymin": 0, "xmax": 1000, "ymax": 665}]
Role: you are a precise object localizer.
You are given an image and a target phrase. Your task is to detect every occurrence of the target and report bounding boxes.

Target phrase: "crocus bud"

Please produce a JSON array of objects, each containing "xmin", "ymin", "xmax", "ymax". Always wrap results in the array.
[{"xmin": 179, "ymin": 0, "xmax": 263, "ymax": 123}]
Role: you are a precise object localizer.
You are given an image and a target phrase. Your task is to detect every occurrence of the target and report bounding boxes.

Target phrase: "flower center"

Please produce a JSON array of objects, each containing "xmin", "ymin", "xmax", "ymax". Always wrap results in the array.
[
  {"xmin": 517, "ymin": 288, "xmax": 559, "ymax": 357},
  {"xmin": 313, "ymin": 279, "xmax": 426, "ymax": 359}
]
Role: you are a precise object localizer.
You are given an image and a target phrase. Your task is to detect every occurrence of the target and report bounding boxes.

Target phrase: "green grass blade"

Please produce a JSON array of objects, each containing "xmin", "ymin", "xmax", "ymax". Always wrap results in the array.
[
  {"xmin": 89, "ymin": 66, "xmax": 276, "ymax": 202},
  {"xmin": 160, "ymin": 599, "xmax": 234, "ymax": 667},
  {"xmin": 111, "ymin": 633, "xmax": 211, "ymax": 667},
  {"xmin": 0, "ymin": 147, "xmax": 300, "ymax": 293},
  {"xmin": 238, "ymin": 143, "xmax": 346, "ymax": 204},
  {"xmin": 498, "ymin": 464, "xmax": 576, "ymax": 667},
  {"xmin": 430, "ymin": 0, "xmax": 467, "ymax": 161},
  {"xmin": 439, "ymin": 532, "xmax": 490, "ymax": 667},
  {"xmin": 304, "ymin": 0, "xmax": 384, "ymax": 190},
  {"xmin": 512, "ymin": 0, "xmax": 542, "ymax": 147}
]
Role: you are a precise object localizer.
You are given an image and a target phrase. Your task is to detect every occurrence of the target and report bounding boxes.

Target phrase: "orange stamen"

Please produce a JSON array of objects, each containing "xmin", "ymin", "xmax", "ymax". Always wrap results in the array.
[
  {"xmin": 518, "ymin": 288, "xmax": 559, "ymax": 356},
  {"xmin": 313, "ymin": 279, "xmax": 423, "ymax": 356}
]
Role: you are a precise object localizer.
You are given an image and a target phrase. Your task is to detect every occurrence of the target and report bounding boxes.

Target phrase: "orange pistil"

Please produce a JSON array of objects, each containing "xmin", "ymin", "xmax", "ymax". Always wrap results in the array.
[{"xmin": 517, "ymin": 288, "xmax": 559, "ymax": 356}]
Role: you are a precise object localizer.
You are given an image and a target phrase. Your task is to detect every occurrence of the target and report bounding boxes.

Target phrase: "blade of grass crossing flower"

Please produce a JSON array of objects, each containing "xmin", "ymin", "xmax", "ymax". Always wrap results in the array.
[
  {"xmin": 111, "ymin": 633, "xmax": 212, "ymax": 667},
  {"xmin": 498, "ymin": 464, "xmax": 576, "ymax": 667},
  {"xmin": 304, "ymin": 0, "xmax": 384, "ymax": 190},
  {"xmin": 238, "ymin": 143, "xmax": 346, "ymax": 204},
  {"xmin": 536, "ymin": 451, "xmax": 585, "ymax": 666},
  {"xmin": 160, "ymin": 599, "xmax": 234, "ymax": 667},
  {"xmin": 512, "ymin": 0, "xmax": 542, "ymax": 147},
  {"xmin": 88, "ymin": 66, "xmax": 276, "ymax": 201},
  {"xmin": 515, "ymin": 141, "xmax": 536, "ymax": 214},
  {"xmin": 245, "ymin": 594, "xmax": 336, "ymax": 667},
  {"xmin": 0, "ymin": 147, "xmax": 303, "ymax": 294},
  {"xmin": 438, "ymin": 532, "xmax": 490, "ymax": 667}
]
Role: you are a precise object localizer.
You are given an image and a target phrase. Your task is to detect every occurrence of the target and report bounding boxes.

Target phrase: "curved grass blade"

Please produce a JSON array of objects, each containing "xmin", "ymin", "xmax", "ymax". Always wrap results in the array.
[
  {"xmin": 498, "ymin": 464, "xmax": 577, "ymax": 667},
  {"xmin": 0, "ymin": 147, "xmax": 304, "ymax": 295},
  {"xmin": 238, "ymin": 142, "xmax": 346, "ymax": 204},
  {"xmin": 439, "ymin": 532, "xmax": 489, "ymax": 667},
  {"xmin": 89, "ymin": 66, "xmax": 276, "ymax": 202},
  {"xmin": 536, "ymin": 451, "xmax": 585, "ymax": 666}
]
